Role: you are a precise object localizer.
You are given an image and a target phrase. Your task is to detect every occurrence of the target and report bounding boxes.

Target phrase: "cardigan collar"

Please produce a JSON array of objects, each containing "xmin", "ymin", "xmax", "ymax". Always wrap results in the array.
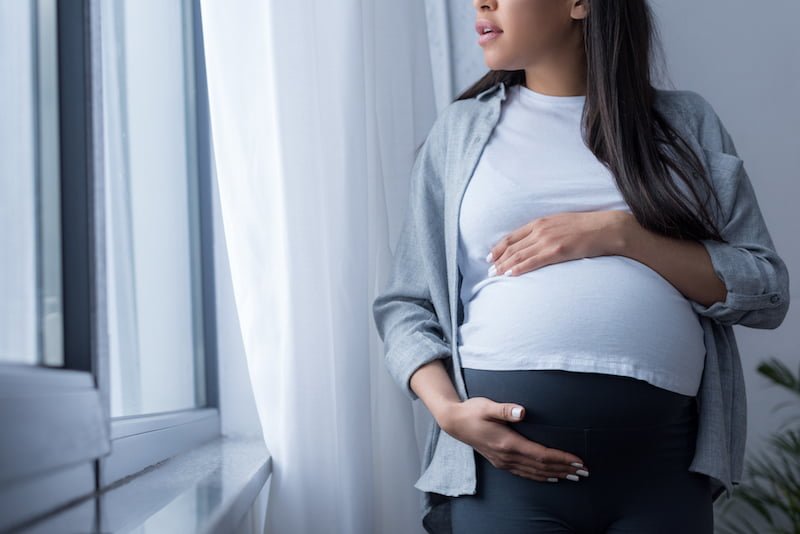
[{"xmin": 475, "ymin": 80, "xmax": 507, "ymax": 102}]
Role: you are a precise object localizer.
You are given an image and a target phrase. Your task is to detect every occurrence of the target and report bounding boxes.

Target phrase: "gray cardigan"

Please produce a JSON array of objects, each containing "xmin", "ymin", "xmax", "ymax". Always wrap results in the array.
[{"xmin": 372, "ymin": 80, "xmax": 790, "ymax": 534}]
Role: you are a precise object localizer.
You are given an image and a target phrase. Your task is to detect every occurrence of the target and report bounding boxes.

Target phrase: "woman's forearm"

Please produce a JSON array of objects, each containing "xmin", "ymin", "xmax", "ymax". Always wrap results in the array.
[
  {"xmin": 617, "ymin": 212, "xmax": 727, "ymax": 307},
  {"xmin": 410, "ymin": 359, "xmax": 462, "ymax": 428}
]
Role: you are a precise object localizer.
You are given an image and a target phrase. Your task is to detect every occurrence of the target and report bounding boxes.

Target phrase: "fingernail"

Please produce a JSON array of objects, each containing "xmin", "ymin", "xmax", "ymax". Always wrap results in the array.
[
  {"xmin": 485, "ymin": 251, "xmax": 493, "ymax": 262},
  {"xmin": 566, "ymin": 474, "xmax": 580, "ymax": 482},
  {"xmin": 546, "ymin": 477, "xmax": 559, "ymax": 483},
  {"xmin": 576, "ymin": 469, "xmax": 589, "ymax": 477},
  {"xmin": 570, "ymin": 462, "xmax": 583, "ymax": 468},
  {"xmin": 511, "ymin": 407, "xmax": 522, "ymax": 419},
  {"xmin": 503, "ymin": 268, "xmax": 513, "ymax": 276},
  {"xmin": 487, "ymin": 264, "xmax": 497, "ymax": 277}
]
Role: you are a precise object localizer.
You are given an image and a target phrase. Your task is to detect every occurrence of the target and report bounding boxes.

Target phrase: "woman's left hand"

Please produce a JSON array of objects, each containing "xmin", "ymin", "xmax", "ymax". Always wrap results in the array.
[{"xmin": 487, "ymin": 209, "xmax": 635, "ymax": 277}]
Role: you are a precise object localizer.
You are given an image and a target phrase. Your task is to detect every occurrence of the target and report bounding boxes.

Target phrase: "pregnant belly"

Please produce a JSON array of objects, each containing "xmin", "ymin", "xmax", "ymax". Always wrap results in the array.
[{"xmin": 457, "ymin": 255, "xmax": 705, "ymax": 359}]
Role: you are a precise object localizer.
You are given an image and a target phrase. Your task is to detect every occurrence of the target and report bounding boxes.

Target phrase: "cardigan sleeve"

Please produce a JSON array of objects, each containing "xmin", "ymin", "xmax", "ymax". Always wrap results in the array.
[
  {"xmin": 372, "ymin": 112, "xmax": 453, "ymax": 401},
  {"xmin": 687, "ymin": 97, "xmax": 790, "ymax": 329}
]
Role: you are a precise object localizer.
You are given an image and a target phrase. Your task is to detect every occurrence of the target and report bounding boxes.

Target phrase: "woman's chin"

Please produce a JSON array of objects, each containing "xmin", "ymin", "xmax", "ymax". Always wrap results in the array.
[
  {"xmin": 481, "ymin": 53, "xmax": 514, "ymax": 72},
  {"xmin": 483, "ymin": 57, "xmax": 506, "ymax": 71}
]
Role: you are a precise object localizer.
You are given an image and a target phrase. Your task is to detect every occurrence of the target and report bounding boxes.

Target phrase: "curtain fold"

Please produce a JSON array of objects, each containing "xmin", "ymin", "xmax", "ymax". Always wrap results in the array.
[{"xmin": 199, "ymin": 1, "xmax": 439, "ymax": 532}]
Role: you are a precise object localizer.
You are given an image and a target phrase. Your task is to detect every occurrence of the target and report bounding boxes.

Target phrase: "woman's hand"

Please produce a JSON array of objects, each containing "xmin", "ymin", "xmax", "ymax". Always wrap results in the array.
[
  {"xmin": 438, "ymin": 397, "xmax": 590, "ymax": 483},
  {"xmin": 487, "ymin": 210, "xmax": 634, "ymax": 277}
]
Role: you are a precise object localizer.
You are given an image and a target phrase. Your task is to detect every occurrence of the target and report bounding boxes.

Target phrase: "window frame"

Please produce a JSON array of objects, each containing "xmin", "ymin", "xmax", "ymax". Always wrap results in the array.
[
  {"xmin": 96, "ymin": 0, "xmax": 221, "ymax": 489},
  {"xmin": 0, "ymin": 1, "xmax": 109, "ymax": 530},
  {"xmin": 0, "ymin": 0, "xmax": 221, "ymax": 529}
]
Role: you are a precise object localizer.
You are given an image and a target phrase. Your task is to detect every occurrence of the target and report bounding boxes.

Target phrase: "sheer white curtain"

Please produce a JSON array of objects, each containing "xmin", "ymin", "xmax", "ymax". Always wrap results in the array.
[{"xmin": 199, "ymin": 1, "xmax": 439, "ymax": 532}]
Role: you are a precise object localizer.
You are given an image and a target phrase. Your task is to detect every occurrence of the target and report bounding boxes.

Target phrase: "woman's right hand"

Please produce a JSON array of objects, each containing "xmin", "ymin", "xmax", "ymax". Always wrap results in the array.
[{"xmin": 438, "ymin": 396, "xmax": 590, "ymax": 483}]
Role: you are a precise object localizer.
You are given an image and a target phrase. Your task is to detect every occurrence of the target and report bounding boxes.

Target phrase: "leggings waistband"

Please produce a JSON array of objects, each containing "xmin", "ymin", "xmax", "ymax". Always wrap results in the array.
[{"xmin": 462, "ymin": 368, "xmax": 697, "ymax": 428}]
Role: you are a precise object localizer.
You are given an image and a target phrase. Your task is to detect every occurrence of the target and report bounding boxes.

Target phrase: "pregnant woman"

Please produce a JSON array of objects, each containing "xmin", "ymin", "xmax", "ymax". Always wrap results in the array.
[{"xmin": 372, "ymin": 0, "xmax": 790, "ymax": 533}]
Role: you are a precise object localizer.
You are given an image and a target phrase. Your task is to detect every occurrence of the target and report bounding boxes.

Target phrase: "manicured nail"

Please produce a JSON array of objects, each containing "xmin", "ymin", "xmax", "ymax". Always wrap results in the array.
[
  {"xmin": 485, "ymin": 251, "xmax": 493, "ymax": 262},
  {"xmin": 546, "ymin": 477, "xmax": 559, "ymax": 483},
  {"xmin": 566, "ymin": 474, "xmax": 580, "ymax": 482},
  {"xmin": 488, "ymin": 264, "xmax": 497, "ymax": 277},
  {"xmin": 570, "ymin": 462, "xmax": 583, "ymax": 468},
  {"xmin": 511, "ymin": 407, "xmax": 522, "ymax": 419},
  {"xmin": 503, "ymin": 268, "xmax": 513, "ymax": 276},
  {"xmin": 576, "ymin": 469, "xmax": 589, "ymax": 477}
]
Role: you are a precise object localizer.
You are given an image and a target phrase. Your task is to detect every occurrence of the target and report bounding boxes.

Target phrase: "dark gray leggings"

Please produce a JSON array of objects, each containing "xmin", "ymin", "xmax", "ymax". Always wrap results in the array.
[{"xmin": 450, "ymin": 368, "xmax": 713, "ymax": 534}]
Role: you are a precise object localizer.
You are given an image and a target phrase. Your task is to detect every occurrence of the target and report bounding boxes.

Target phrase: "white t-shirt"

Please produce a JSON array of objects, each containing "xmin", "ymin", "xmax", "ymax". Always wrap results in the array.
[{"xmin": 456, "ymin": 83, "xmax": 706, "ymax": 396}]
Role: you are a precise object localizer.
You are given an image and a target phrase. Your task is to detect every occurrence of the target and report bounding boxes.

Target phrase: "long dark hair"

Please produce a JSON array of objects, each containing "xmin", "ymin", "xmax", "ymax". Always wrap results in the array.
[{"xmin": 440, "ymin": 0, "xmax": 726, "ymax": 243}]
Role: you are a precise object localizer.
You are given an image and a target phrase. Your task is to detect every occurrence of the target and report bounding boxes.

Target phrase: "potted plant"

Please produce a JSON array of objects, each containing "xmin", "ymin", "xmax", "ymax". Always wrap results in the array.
[{"xmin": 714, "ymin": 356, "xmax": 800, "ymax": 533}]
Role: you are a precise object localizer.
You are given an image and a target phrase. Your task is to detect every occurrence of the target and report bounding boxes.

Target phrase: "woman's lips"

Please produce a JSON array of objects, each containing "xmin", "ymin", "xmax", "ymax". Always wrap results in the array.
[
  {"xmin": 478, "ymin": 30, "xmax": 502, "ymax": 45},
  {"xmin": 475, "ymin": 20, "xmax": 503, "ymax": 45}
]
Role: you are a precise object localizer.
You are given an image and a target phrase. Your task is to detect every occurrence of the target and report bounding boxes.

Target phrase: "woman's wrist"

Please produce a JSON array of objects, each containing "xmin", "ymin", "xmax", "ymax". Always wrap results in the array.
[
  {"xmin": 430, "ymin": 398, "xmax": 463, "ymax": 432},
  {"xmin": 409, "ymin": 359, "xmax": 465, "ymax": 431}
]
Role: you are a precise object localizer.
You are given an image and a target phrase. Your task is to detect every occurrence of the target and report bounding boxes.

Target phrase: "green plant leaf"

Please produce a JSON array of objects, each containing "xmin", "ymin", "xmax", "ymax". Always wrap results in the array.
[{"xmin": 757, "ymin": 358, "xmax": 800, "ymax": 397}]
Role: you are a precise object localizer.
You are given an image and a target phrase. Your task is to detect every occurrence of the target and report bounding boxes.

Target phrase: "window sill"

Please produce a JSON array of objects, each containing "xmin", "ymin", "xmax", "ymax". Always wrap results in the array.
[{"xmin": 20, "ymin": 436, "xmax": 272, "ymax": 533}]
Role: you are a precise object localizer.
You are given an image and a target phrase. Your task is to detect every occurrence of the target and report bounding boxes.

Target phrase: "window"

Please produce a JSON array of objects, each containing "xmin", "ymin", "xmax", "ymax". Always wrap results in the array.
[
  {"xmin": 98, "ymin": 0, "xmax": 219, "ymax": 490},
  {"xmin": 101, "ymin": 0, "xmax": 207, "ymax": 419},
  {"xmin": 0, "ymin": 0, "xmax": 220, "ymax": 529},
  {"xmin": 0, "ymin": 0, "xmax": 63, "ymax": 367}
]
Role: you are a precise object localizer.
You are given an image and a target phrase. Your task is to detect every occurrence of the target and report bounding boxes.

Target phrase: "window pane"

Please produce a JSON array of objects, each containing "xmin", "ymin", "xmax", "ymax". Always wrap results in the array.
[
  {"xmin": 0, "ymin": 0, "xmax": 64, "ymax": 366},
  {"xmin": 102, "ymin": 0, "xmax": 206, "ymax": 417}
]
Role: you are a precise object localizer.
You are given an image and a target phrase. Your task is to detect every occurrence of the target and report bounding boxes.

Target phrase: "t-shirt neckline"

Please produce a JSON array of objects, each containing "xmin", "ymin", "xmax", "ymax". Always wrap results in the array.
[{"xmin": 516, "ymin": 83, "xmax": 586, "ymax": 106}]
